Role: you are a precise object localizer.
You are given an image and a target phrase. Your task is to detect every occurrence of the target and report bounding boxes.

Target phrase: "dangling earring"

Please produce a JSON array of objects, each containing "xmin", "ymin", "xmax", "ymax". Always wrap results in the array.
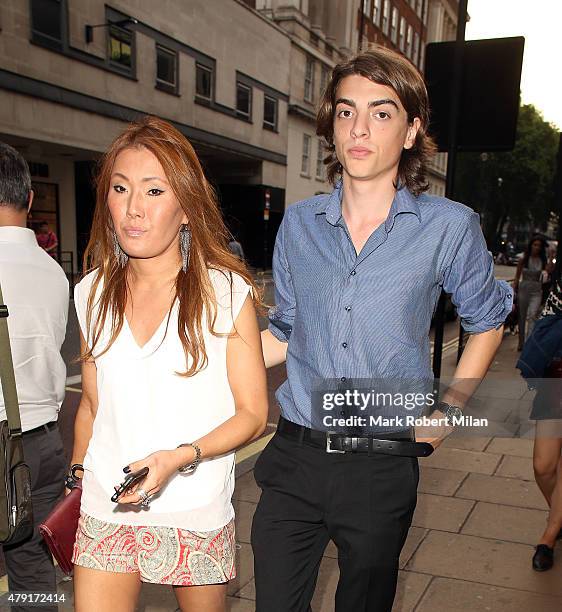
[
  {"xmin": 113, "ymin": 231, "xmax": 128, "ymax": 268},
  {"xmin": 179, "ymin": 224, "xmax": 192, "ymax": 273}
]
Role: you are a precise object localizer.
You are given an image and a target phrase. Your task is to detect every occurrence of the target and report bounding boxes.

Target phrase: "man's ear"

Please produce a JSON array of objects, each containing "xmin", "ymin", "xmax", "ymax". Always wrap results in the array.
[
  {"xmin": 27, "ymin": 190, "xmax": 34, "ymax": 214},
  {"xmin": 404, "ymin": 118, "xmax": 421, "ymax": 150}
]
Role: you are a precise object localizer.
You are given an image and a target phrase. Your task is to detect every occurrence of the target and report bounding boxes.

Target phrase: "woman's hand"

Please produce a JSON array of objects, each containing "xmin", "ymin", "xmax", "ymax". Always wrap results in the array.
[{"xmin": 116, "ymin": 447, "xmax": 195, "ymax": 505}]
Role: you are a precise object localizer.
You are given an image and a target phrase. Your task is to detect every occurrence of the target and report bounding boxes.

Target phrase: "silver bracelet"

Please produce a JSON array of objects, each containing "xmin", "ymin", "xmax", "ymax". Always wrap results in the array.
[{"xmin": 177, "ymin": 442, "xmax": 202, "ymax": 473}]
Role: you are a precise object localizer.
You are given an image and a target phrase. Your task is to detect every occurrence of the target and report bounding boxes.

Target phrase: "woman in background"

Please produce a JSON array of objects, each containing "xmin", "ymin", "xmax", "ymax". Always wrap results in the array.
[{"xmin": 513, "ymin": 236, "xmax": 551, "ymax": 349}]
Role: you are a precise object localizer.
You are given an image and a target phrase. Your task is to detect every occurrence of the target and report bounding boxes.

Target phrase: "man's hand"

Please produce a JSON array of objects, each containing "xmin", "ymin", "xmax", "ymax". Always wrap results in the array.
[{"xmin": 415, "ymin": 410, "xmax": 454, "ymax": 450}]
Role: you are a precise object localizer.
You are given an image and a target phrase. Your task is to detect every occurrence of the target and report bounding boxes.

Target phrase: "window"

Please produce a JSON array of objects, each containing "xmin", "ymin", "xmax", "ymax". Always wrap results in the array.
[
  {"xmin": 156, "ymin": 45, "xmax": 178, "ymax": 92},
  {"xmin": 399, "ymin": 17, "xmax": 406, "ymax": 52},
  {"xmin": 108, "ymin": 25, "xmax": 133, "ymax": 70},
  {"xmin": 406, "ymin": 25, "xmax": 413, "ymax": 58},
  {"xmin": 30, "ymin": 0, "xmax": 63, "ymax": 48},
  {"xmin": 373, "ymin": 0, "xmax": 382, "ymax": 26},
  {"xmin": 320, "ymin": 65, "xmax": 329, "ymax": 97},
  {"xmin": 196, "ymin": 63, "xmax": 213, "ymax": 100},
  {"xmin": 263, "ymin": 95, "xmax": 278, "ymax": 130},
  {"xmin": 301, "ymin": 134, "xmax": 311, "ymax": 176},
  {"xmin": 304, "ymin": 56, "xmax": 315, "ymax": 103},
  {"xmin": 316, "ymin": 139, "xmax": 325, "ymax": 180},
  {"xmin": 382, "ymin": 1, "xmax": 390, "ymax": 35},
  {"xmin": 236, "ymin": 82, "xmax": 252, "ymax": 119},
  {"xmin": 390, "ymin": 7, "xmax": 398, "ymax": 44},
  {"xmin": 413, "ymin": 32, "xmax": 419, "ymax": 66},
  {"xmin": 362, "ymin": 0, "xmax": 371, "ymax": 17}
]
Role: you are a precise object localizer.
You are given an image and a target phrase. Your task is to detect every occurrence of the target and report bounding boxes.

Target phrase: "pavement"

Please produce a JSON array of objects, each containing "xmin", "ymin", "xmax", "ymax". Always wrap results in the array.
[{"xmin": 7, "ymin": 264, "xmax": 560, "ymax": 611}]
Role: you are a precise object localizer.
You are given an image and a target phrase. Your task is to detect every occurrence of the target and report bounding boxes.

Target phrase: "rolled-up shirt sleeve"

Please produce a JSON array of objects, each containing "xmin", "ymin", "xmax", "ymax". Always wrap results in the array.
[
  {"xmin": 442, "ymin": 211, "xmax": 514, "ymax": 333},
  {"xmin": 268, "ymin": 217, "xmax": 296, "ymax": 343}
]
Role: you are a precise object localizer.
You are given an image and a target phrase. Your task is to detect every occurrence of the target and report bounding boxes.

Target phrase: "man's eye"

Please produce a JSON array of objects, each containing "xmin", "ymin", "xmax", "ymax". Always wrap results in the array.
[
  {"xmin": 375, "ymin": 111, "xmax": 390, "ymax": 119},
  {"xmin": 112, "ymin": 185, "xmax": 126, "ymax": 193},
  {"xmin": 338, "ymin": 109, "xmax": 353, "ymax": 118},
  {"xmin": 148, "ymin": 188, "xmax": 164, "ymax": 196}
]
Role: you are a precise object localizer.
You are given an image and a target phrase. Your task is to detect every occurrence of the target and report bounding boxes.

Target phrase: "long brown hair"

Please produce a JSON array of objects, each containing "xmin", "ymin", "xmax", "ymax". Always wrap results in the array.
[
  {"xmin": 316, "ymin": 45, "xmax": 437, "ymax": 196},
  {"xmin": 81, "ymin": 115, "xmax": 260, "ymax": 376}
]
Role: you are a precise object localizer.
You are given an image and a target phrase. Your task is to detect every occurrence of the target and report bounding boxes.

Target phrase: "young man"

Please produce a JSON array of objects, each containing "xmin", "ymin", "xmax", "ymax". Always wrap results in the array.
[
  {"xmin": 0, "ymin": 143, "xmax": 68, "ymax": 611},
  {"xmin": 252, "ymin": 47, "xmax": 513, "ymax": 611}
]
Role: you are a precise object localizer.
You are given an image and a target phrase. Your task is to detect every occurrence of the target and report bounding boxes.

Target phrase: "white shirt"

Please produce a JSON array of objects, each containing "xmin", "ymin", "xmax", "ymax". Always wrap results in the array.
[
  {"xmin": 74, "ymin": 268, "xmax": 250, "ymax": 531},
  {"xmin": 0, "ymin": 227, "xmax": 68, "ymax": 431}
]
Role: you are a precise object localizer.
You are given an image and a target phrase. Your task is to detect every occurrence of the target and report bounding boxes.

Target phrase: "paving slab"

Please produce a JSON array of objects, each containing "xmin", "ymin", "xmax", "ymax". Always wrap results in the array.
[
  {"xmin": 486, "ymin": 437, "xmax": 534, "ymax": 458},
  {"xmin": 415, "ymin": 576, "xmax": 562, "ymax": 612},
  {"xmin": 461, "ymin": 501, "xmax": 549, "ymax": 546},
  {"xmin": 227, "ymin": 542, "xmax": 255, "ymax": 597},
  {"xmin": 233, "ymin": 472, "xmax": 261, "ymax": 504},
  {"xmin": 233, "ymin": 499, "xmax": 256, "ymax": 544},
  {"xmin": 418, "ymin": 467, "xmax": 467, "ymax": 496},
  {"xmin": 441, "ymin": 435, "xmax": 491, "ymax": 452},
  {"xmin": 420, "ymin": 447, "xmax": 501, "ymax": 475},
  {"xmin": 494, "ymin": 454, "xmax": 536, "ymax": 481},
  {"xmin": 412, "ymin": 493, "xmax": 474, "ymax": 533},
  {"xmin": 399, "ymin": 527, "xmax": 428, "ymax": 569},
  {"xmin": 136, "ymin": 583, "xmax": 179, "ymax": 611},
  {"xmin": 455, "ymin": 473, "xmax": 547, "ymax": 510},
  {"xmin": 407, "ymin": 531, "xmax": 562, "ymax": 596}
]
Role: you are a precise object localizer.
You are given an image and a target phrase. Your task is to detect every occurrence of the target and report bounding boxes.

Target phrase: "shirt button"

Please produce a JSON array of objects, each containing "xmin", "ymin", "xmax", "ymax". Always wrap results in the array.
[
  {"xmin": 350, "ymin": 270, "xmax": 357, "ymax": 276},
  {"xmin": 342, "ymin": 342, "xmax": 348, "ymax": 348},
  {"xmin": 341, "ymin": 376, "xmax": 347, "ymax": 382},
  {"xmin": 345, "ymin": 305, "xmax": 351, "ymax": 311}
]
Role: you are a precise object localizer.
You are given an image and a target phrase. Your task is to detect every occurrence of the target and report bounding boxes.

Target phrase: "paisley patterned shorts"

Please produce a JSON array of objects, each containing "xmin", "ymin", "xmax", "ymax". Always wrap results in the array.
[{"xmin": 72, "ymin": 512, "xmax": 236, "ymax": 586}]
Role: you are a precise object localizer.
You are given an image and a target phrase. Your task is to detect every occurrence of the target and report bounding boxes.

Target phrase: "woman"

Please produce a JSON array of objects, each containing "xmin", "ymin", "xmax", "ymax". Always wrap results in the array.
[
  {"xmin": 513, "ymin": 236, "xmax": 550, "ymax": 350},
  {"xmin": 67, "ymin": 116, "xmax": 268, "ymax": 611},
  {"xmin": 517, "ymin": 275, "xmax": 562, "ymax": 571}
]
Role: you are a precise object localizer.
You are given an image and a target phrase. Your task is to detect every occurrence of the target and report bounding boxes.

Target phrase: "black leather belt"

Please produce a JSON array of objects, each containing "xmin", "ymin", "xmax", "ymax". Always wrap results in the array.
[
  {"xmin": 277, "ymin": 416, "xmax": 434, "ymax": 457},
  {"xmin": 22, "ymin": 421, "xmax": 58, "ymax": 438}
]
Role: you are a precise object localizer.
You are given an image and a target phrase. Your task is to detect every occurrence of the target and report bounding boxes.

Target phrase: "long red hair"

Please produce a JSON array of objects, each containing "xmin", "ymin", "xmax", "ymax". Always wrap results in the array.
[{"xmin": 81, "ymin": 115, "xmax": 261, "ymax": 376}]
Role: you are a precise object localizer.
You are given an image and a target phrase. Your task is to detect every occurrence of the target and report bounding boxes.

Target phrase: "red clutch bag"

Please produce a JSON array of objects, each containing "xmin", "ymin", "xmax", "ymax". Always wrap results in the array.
[{"xmin": 39, "ymin": 484, "xmax": 82, "ymax": 575}]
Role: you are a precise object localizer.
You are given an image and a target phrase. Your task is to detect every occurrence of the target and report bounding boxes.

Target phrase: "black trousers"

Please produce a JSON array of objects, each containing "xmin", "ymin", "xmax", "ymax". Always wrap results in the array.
[
  {"xmin": 2, "ymin": 423, "xmax": 67, "ymax": 612},
  {"xmin": 251, "ymin": 431, "xmax": 419, "ymax": 612}
]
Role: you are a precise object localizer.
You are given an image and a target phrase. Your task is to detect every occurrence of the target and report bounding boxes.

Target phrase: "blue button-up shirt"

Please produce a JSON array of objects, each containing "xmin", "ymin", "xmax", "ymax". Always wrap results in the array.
[{"xmin": 268, "ymin": 181, "xmax": 514, "ymax": 428}]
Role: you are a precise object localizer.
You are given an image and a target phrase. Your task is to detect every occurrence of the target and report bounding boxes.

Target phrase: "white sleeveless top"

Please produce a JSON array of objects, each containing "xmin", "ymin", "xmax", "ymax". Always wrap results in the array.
[{"xmin": 74, "ymin": 268, "xmax": 250, "ymax": 531}]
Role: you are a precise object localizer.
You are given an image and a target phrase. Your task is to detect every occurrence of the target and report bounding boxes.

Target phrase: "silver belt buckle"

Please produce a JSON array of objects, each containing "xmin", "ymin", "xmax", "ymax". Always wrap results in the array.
[{"xmin": 326, "ymin": 432, "xmax": 345, "ymax": 453}]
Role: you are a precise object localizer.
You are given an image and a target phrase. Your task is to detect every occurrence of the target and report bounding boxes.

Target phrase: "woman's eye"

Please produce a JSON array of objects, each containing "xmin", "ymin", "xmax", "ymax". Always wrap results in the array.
[
  {"xmin": 112, "ymin": 185, "xmax": 126, "ymax": 193},
  {"xmin": 148, "ymin": 188, "xmax": 164, "ymax": 196}
]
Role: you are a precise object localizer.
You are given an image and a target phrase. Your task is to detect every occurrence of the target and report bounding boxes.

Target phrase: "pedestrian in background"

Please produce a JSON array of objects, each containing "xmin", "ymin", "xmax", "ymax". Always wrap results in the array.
[
  {"xmin": 228, "ymin": 235, "xmax": 245, "ymax": 261},
  {"xmin": 0, "ymin": 143, "xmax": 68, "ymax": 611},
  {"xmin": 517, "ymin": 275, "xmax": 562, "ymax": 571},
  {"xmin": 514, "ymin": 236, "xmax": 551, "ymax": 349},
  {"xmin": 35, "ymin": 221, "xmax": 58, "ymax": 259},
  {"xmin": 69, "ymin": 116, "xmax": 267, "ymax": 612}
]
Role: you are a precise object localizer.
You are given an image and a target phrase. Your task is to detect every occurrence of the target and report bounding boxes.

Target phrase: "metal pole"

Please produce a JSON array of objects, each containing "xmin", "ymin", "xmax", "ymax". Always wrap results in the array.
[{"xmin": 432, "ymin": 0, "xmax": 468, "ymax": 379}]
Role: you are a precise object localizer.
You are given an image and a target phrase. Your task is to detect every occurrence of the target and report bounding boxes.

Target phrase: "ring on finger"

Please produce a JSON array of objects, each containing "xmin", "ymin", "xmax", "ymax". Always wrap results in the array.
[{"xmin": 137, "ymin": 487, "xmax": 149, "ymax": 503}]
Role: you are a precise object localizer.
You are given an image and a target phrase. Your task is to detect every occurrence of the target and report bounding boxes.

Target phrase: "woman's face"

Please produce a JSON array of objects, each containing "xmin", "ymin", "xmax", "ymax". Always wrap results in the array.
[
  {"xmin": 107, "ymin": 146, "xmax": 187, "ymax": 264},
  {"xmin": 531, "ymin": 240, "xmax": 542, "ymax": 256}
]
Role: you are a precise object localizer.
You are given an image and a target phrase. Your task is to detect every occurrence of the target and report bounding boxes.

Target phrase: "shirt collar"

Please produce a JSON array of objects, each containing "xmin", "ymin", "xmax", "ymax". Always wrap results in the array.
[
  {"xmin": 316, "ymin": 180, "xmax": 422, "ymax": 230},
  {"xmin": 0, "ymin": 226, "xmax": 39, "ymax": 246}
]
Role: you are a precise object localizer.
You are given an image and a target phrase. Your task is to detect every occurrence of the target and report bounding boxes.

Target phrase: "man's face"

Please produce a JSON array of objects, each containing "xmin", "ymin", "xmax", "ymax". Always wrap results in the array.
[{"xmin": 333, "ymin": 75, "xmax": 420, "ymax": 184}]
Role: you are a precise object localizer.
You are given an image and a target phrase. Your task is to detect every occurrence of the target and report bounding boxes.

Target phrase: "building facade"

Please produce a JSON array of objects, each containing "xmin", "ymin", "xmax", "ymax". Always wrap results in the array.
[
  {"xmin": 357, "ymin": 0, "xmax": 459, "ymax": 197},
  {"xmin": 257, "ymin": 1, "xmax": 354, "ymax": 207},
  {"xmin": 0, "ymin": 0, "xmax": 292, "ymax": 269}
]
